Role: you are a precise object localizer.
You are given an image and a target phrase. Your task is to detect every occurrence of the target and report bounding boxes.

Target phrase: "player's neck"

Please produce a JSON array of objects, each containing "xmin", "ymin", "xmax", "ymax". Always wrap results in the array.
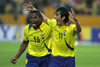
[{"xmin": 61, "ymin": 22, "xmax": 66, "ymax": 26}]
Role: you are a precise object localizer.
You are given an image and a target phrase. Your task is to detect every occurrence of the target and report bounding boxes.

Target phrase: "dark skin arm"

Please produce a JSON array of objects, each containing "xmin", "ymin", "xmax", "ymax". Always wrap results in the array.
[{"xmin": 10, "ymin": 40, "xmax": 29, "ymax": 64}]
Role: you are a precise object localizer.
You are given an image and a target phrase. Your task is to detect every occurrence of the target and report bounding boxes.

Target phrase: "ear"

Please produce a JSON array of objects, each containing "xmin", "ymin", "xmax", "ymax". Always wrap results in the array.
[
  {"xmin": 62, "ymin": 16, "xmax": 65, "ymax": 21},
  {"xmin": 40, "ymin": 17, "xmax": 43, "ymax": 21}
]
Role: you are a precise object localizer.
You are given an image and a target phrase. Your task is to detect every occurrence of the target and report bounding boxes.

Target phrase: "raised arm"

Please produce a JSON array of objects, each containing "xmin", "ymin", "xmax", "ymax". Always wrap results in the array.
[
  {"xmin": 10, "ymin": 40, "xmax": 29, "ymax": 64},
  {"xmin": 22, "ymin": 2, "xmax": 48, "ymax": 23},
  {"xmin": 69, "ymin": 8, "xmax": 82, "ymax": 33}
]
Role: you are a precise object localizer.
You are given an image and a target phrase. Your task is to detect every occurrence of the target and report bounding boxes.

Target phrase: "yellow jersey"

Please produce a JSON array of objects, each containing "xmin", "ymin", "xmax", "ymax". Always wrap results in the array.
[
  {"xmin": 47, "ymin": 19, "xmax": 76, "ymax": 57},
  {"xmin": 24, "ymin": 22, "xmax": 52, "ymax": 57}
]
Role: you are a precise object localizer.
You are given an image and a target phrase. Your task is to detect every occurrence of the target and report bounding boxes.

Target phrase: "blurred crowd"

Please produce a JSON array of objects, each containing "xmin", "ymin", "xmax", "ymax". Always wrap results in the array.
[{"xmin": 0, "ymin": 0, "xmax": 100, "ymax": 15}]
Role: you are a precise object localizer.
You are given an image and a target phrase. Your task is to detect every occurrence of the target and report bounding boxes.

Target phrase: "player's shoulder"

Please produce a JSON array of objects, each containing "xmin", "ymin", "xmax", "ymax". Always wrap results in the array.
[
  {"xmin": 47, "ymin": 19, "xmax": 57, "ymax": 24},
  {"xmin": 42, "ymin": 22, "xmax": 51, "ymax": 28},
  {"xmin": 24, "ymin": 24, "xmax": 30, "ymax": 31},
  {"xmin": 47, "ymin": 19, "xmax": 56, "ymax": 21},
  {"xmin": 47, "ymin": 19, "xmax": 57, "ymax": 28}
]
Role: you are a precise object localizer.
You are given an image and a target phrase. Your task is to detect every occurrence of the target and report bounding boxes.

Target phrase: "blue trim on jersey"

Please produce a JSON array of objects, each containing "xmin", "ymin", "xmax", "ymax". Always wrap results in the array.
[
  {"xmin": 28, "ymin": 23, "xmax": 32, "ymax": 30},
  {"xmin": 65, "ymin": 39, "xmax": 74, "ymax": 51},
  {"xmin": 44, "ymin": 43, "xmax": 52, "ymax": 52}
]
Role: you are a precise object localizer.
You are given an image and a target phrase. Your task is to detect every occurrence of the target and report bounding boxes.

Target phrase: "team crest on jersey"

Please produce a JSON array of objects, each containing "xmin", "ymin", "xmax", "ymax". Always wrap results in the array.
[
  {"xmin": 63, "ymin": 30, "xmax": 67, "ymax": 36},
  {"xmin": 40, "ymin": 34, "xmax": 44, "ymax": 39}
]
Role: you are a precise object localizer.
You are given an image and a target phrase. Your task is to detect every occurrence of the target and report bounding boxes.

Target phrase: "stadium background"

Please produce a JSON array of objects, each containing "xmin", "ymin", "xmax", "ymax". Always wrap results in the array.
[{"xmin": 0, "ymin": 0, "xmax": 100, "ymax": 67}]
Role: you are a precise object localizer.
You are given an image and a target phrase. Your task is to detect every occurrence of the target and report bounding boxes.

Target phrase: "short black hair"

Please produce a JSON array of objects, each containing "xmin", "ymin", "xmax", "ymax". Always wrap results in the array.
[
  {"xmin": 56, "ymin": 7, "xmax": 69, "ymax": 23},
  {"xmin": 30, "ymin": 10, "xmax": 43, "ymax": 19}
]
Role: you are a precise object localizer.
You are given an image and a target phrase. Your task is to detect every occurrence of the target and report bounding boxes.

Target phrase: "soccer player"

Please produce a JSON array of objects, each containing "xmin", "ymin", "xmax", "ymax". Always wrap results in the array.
[
  {"xmin": 23, "ymin": 2, "xmax": 82, "ymax": 67},
  {"xmin": 10, "ymin": 10, "xmax": 52, "ymax": 67}
]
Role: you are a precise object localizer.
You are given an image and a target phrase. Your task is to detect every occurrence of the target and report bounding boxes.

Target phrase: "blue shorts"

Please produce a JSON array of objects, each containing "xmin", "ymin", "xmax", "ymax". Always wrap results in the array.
[
  {"xmin": 26, "ymin": 53, "xmax": 50, "ymax": 67},
  {"xmin": 48, "ymin": 56, "xmax": 75, "ymax": 67}
]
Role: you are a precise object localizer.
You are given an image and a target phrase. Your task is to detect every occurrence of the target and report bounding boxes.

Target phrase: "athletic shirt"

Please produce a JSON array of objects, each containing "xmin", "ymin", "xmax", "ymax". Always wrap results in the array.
[
  {"xmin": 47, "ymin": 19, "xmax": 76, "ymax": 57},
  {"xmin": 24, "ymin": 22, "xmax": 52, "ymax": 57}
]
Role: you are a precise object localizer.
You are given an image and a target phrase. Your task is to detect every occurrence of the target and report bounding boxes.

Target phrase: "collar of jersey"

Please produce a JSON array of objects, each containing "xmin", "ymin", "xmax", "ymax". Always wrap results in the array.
[
  {"xmin": 58, "ymin": 23, "xmax": 68, "ymax": 28},
  {"xmin": 28, "ymin": 23, "xmax": 43, "ymax": 33}
]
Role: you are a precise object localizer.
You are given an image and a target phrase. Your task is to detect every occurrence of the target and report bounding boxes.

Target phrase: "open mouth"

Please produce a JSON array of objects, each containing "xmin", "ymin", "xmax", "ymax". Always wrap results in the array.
[
  {"xmin": 32, "ymin": 24, "xmax": 36, "ymax": 26},
  {"xmin": 32, "ymin": 23, "xmax": 36, "ymax": 27}
]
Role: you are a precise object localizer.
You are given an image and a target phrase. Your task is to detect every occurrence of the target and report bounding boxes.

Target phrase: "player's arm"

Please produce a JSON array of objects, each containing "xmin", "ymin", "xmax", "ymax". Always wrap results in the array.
[
  {"xmin": 10, "ymin": 40, "xmax": 29, "ymax": 64},
  {"xmin": 22, "ymin": 2, "xmax": 48, "ymax": 24},
  {"xmin": 69, "ymin": 8, "xmax": 82, "ymax": 33}
]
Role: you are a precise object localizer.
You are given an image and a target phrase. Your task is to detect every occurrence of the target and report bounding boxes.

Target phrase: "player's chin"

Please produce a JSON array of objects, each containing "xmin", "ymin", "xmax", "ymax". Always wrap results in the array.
[
  {"xmin": 33, "ymin": 26, "xmax": 38, "ymax": 29},
  {"xmin": 33, "ymin": 27, "xmax": 37, "ymax": 29}
]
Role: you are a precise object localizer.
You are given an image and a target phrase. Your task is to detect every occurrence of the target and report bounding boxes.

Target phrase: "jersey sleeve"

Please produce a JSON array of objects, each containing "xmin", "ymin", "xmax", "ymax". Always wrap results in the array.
[
  {"xmin": 47, "ymin": 19, "xmax": 57, "ymax": 28},
  {"xmin": 24, "ymin": 25, "xmax": 28, "ymax": 41},
  {"xmin": 70, "ymin": 24, "xmax": 76, "ymax": 34}
]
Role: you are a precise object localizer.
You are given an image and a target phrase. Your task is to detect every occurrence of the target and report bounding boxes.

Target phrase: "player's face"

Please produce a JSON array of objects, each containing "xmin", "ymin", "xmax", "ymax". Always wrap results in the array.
[
  {"xmin": 54, "ymin": 11, "xmax": 63, "ymax": 26},
  {"xmin": 30, "ymin": 13, "xmax": 42, "ymax": 29}
]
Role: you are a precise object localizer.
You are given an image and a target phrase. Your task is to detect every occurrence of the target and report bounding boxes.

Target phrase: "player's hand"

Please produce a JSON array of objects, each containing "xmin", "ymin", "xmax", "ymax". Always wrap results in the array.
[
  {"xmin": 10, "ymin": 57, "xmax": 17, "ymax": 64},
  {"xmin": 22, "ymin": 2, "xmax": 34, "ymax": 11},
  {"xmin": 69, "ymin": 8, "xmax": 76, "ymax": 20}
]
